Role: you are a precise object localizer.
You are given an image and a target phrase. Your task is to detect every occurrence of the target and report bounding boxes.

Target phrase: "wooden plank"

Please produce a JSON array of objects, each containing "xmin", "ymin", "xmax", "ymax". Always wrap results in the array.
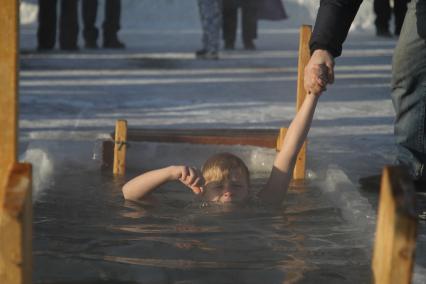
[
  {"xmin": 0, "ymin": 0, "xmax": 19, "ymax": 205},
  {"xmin": 0, "ymin": 163, "xmax": 32, "ymax": 284},
  {"xmin": 293, "ymin": 25, "xmax": 312, "ymax": 180},
  {"xmin": 276, "ymin": 128, "xmax": 306, "ymax": 180},
  {"xmin": 276, "ymin": 127, "xmax": 287, "ymax": 151},
  {"xmin": 372, "ymin": 166, "xmax": 417, "ymax": 284},
  {"xmin": 113, "ymin": 128, "xmax": 279, "ymax": 148},
  {"xmin": 113, "ymin": 120, "xmax": 128, "ymax": 175},
  {"xmin": 296, "ymin": 25, "xmax": 312, "ymax": 110},
  {"xmin": 293, "ymin": 142, "xmax": 307, "ymax": 180}
]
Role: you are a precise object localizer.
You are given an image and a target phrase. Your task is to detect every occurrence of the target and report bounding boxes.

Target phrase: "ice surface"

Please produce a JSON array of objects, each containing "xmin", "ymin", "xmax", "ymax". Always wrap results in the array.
[
  {"xmin": 20, "ymin": 147, "xmax": 53, "ymax": 201},
  {"xmin": 321, "ymin": 166, "xmax": 376, "ymax": 233},
  {"xmin": 20, "ymin": 140, "xmax": 103, "ymax": 201}
]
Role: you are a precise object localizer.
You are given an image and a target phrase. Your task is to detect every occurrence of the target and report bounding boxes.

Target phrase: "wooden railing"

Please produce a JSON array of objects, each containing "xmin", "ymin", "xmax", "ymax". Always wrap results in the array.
[{"xmin": 109, "ymin": 25, "xmax": 312, "ymax": 180}]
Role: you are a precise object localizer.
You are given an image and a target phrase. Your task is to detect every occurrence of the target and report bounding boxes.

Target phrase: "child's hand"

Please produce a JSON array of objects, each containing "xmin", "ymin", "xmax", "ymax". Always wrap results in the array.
[{"xmin": 169, "ymin": 165, "xmax": 204, "ymax": 195}]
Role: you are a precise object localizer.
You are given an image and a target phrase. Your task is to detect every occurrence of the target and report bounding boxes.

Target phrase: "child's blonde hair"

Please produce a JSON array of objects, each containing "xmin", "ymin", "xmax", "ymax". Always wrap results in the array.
[{"xmin": 201, "ymin": 152, "xmax": 250, "ymax": 185}]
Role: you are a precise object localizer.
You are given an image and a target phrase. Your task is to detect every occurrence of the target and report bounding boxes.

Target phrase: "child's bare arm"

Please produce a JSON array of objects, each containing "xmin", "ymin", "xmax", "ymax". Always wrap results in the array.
[
  {"xmin": 258, "ymin": 92, "xmax": 320, "ymax": 204},
  {"xmin": 122, "ymin": 165, "xmax": 203, "ymax": 201}
]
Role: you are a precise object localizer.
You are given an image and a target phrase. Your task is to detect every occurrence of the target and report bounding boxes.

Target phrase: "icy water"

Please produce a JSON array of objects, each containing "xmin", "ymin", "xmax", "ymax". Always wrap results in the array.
[{"xmin": 33, "ymin": 169, "xmax": 372, "ymax": 284}]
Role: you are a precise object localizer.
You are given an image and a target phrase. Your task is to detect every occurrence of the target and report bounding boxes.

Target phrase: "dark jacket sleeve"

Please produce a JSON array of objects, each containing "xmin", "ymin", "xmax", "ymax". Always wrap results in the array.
[{"xmin": 309, "ymin": 0, "xmax": 363, "ymax": 57}]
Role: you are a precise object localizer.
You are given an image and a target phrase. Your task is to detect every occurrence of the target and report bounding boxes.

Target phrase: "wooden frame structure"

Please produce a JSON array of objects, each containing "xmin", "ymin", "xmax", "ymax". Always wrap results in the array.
[
  {"xmin": 109, "ymin": 25, "xmax": 313, "ymax": 178},
  {"xmin": 0, "ymin": 1, "xmax": 33, "ymax": 284}
]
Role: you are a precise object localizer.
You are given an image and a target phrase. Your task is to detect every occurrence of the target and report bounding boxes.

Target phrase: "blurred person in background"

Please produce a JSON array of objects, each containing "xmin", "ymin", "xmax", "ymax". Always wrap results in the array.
[
  {"xmin": 374, "ymin": 0, "xmax": 409, "ymax": 36},
  {"xmin": 196, "ymin": 0, "xmax": 222, "ymax": 59},
  {"xmin": 37, "ymin": 0, "xmax": 79, "ymax": 51},
  {"xmin": 222, "ymin": 0, "xmax": 287, "ymax": 50},
  {"xmin": 82, "ymin": 0, "xmax": 125, "ymax": 48},
  {"xmin": 222, "ymin": 0, "xmax": 258, "ymax": 50}
]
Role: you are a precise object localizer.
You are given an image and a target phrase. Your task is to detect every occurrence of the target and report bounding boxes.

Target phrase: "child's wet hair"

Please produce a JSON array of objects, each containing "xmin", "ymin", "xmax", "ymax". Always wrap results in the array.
[{"xmin": 201, "ymin": 152, "xmax": 250, "ymax": 185}]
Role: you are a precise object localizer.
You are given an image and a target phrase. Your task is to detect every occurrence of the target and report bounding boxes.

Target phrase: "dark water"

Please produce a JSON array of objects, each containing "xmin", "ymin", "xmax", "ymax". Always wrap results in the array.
[{"xmin": 33, "ymin": 169, "xmax": 372, "ymax": 284}]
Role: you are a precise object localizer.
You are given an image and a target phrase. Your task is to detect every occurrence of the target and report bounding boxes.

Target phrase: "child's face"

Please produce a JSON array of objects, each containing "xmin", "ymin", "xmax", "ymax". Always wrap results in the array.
[{"xmin": 202, "ymin": 171, "xmax": 249, "ymax": 203}]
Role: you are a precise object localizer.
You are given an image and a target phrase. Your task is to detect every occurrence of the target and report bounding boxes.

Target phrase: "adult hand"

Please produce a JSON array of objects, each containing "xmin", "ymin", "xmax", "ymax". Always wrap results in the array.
[
  {"xmin": 304, "ymin": 49, "xmax": 335, "ymax": 94},
  {"xmin": 170, "ymin": 165, "xmax": 204, "ymax": 195}
]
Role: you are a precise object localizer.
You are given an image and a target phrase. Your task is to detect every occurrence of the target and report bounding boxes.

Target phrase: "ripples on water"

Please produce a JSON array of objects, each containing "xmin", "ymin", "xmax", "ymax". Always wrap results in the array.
[{"xmin": 33, "ymin": 170, "xmax": 372, "ymax": 284}]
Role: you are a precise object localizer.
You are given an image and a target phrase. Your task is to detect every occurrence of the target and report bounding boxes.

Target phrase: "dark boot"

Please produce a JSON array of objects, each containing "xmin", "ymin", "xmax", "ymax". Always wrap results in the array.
[
  {"xmin": 82, "ymin": 0, "xmax": 99, "ymax": 48},
  {"xmin": 103, "ymin": 34, "xmax": 125, "ymax": 48},
  {"xmin": 103, "ymin": 0, "xmax": 124, "ymax": 48},
  {"xmin": 243, "ymin": 39, "xmax": 256, "ymax": 50}
]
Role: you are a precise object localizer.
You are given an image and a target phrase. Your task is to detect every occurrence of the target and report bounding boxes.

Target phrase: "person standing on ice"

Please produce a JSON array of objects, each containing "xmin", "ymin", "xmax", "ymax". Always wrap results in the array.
[
  {"xmin": 304, "ymin": 0, "xmax": 426, "ymax": 190},
  {"xmin": 81, "ymin": 0, "xmax": 125, "ymax": 49},
  {"xmin": 373, "ymin": 0, "xmax": 409, "ymax": 37},
  {"xmin": 196, "ymin": 0, "xmax": 222, "ymax": 60},
  {"xmin": 37, "ymin": 0, "xmax": 79, "ymax": 51},
  {"xmin": 222, "ymin": 0, "xmax": 258, "ymax": 50}
]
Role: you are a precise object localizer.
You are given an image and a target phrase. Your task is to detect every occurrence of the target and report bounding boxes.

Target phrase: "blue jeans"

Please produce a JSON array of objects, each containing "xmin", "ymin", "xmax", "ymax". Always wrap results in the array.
[
  {"xmin": 391, "ymin": 0, "xmax": 426, "ymax": 180},
  {"xmin": 197, "ymin": 0, "xmax": 222, "ymax": 52}
]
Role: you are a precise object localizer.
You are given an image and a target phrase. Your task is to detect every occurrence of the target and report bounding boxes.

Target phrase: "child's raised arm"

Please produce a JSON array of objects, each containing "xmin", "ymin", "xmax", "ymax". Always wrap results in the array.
[
  {"xmin": 122, "ymin": 165, "xmax": 203, "ymax": 202},
  {"xmin": 258, "ymin": 91, "xmax": 321, "ymax": 205}
]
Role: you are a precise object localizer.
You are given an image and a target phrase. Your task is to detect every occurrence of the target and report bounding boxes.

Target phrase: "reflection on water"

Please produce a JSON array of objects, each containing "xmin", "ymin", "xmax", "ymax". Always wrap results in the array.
[{"xmin": 34, "ymin": 170, "xmax": 371, "ymax": 284}]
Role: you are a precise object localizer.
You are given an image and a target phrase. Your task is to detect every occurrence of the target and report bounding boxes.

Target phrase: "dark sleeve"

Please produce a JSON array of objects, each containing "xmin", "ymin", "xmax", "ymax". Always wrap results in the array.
[{"xmin": 309, "ymin": 0, "xmax": 363, "ymax": 57}]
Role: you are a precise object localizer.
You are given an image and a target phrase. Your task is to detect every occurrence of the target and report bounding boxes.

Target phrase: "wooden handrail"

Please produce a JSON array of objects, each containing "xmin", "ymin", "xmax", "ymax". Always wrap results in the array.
[
  {"xmin": 293, "ymin": 25, "xmax": 312, "ymax": 180},
  {"xmin": 0, "ymin": 0, "xmax": 19, "ymax": 206},
  {"xmin": 112, "ymin": 128, "xmax": 280, "ymax": 148}
]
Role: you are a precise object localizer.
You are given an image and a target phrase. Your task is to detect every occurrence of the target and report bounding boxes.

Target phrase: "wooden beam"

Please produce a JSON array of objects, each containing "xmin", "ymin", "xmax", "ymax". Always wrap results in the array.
[
  {"xmin": 275, "ymin": 128, "xmax": 306, "ymax": 180},
  {"xmin": 372, "ymin": 166, "xmax": 417, "ymax": 284},
  {"xmin": 0, "ymin": 163, "xmax": 32, "ymax": 284},
  {"xmin": 114, "ymin": 128, "xmax": 279, "ymax": 148},
  {"xmin": 276, "ymin": 128, "xmax": 287, "ymax": 151},
  {"xmin": 296, "ymin": 25, "xmax": 312, "ymax": 111},
  {"xmin": 105, "ymin": 127, "xmax": 280, "ymax": 173},
  {"xmin": 113, "ymin": 120, "xmax": 128, "ymax": 176},
  {"xmin": 293, "ymin": 25, "xmax": 312, "ymax": 180},
  {"xmin": 0, "ymin": 0, "xmax": 19, "ymax": 204},
  {"xmin": 293, "ymin": 142, "xmax": 307, "ymax": 180}
]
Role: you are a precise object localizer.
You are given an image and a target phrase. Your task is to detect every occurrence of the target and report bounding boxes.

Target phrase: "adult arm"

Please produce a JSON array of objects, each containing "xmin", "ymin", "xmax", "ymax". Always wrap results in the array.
[
  {"xmin": 305, "ymin": 0, "xmax": 363, "ymax": 94},
  {"xmin": 310, "ymin": 0, "xmax": 363, "ymax": 57}
]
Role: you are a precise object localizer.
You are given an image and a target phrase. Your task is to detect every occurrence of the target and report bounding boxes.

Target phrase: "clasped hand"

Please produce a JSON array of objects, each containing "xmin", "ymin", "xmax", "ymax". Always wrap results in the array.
[{"xmin": 304, "ymin": 49, "xmax": 335, "ymax": 95}]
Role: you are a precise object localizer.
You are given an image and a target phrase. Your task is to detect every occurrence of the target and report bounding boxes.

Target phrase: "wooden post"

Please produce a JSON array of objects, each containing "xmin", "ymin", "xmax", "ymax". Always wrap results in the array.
[
  {"xmin": 0, "ymin": 163, "xmax": 32, "ymax": 284},
  {"xmin": 293, "ymin": 142, "xmax": 307, "ymax": 180},
  {"xmin": 293, "ymin": 25, "xmax": 312, "ymax": 180},
  {"xmin": 275, "ymin": 128, "xmax": 306, "ymax": 180},
  {"xmin": 0, "ymin": 0, "xmax": 19, "ymax": 204},
  {"xmin": 0, "ymin": 2, "xmax": 32, "ymax": 283},
  {"xmin": 296, "ymin": 25, "xmax": 312, "ymax": 111},
  {"xmin": 372, "ymin": 166, "xmax": 417, "ymax": 284},
  {"xmin": 113, "ymin": 120, "xmax": 128, "ymax": 175},
  {"xmin": 276, "ymin": 128, "xmax": 287, "ymax": 151}
]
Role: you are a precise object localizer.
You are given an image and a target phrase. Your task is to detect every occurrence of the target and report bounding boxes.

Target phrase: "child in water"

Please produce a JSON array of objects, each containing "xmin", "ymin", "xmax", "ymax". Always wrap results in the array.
[{"xmin": 122, "ymin": 67, "xmax": 328, "ymax": 206}]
